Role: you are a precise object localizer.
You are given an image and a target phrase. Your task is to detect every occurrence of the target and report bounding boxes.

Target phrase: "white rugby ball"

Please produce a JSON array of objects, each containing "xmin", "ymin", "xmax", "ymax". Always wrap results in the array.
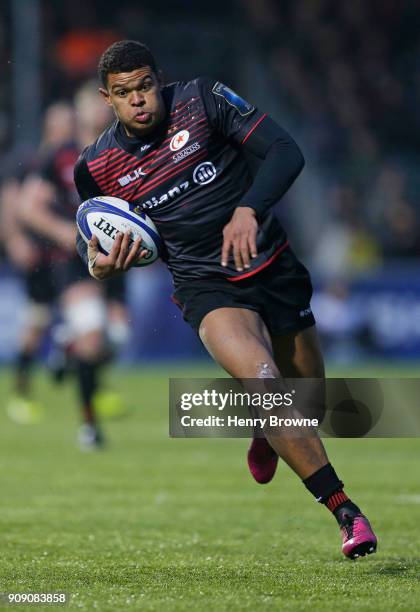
[{"xmin": 76, "ymin": 196, "xmax": 161, "ymax": 267}]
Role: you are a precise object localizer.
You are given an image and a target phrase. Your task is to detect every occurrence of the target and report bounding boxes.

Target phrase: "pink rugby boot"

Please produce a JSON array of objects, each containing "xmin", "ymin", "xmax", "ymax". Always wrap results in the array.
[
  {"xmin": 247, "ymin": 437, "xmax": 278, "ymax": 484},
  {"xmin": 340, "ymin": 512, "xmax": 378, "ymax": 559}
]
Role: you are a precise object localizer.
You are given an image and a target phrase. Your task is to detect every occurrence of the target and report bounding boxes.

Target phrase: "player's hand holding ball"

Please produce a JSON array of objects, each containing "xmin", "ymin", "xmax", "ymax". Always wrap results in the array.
[
  {"xmin": 88, "ymin": 231, "xmax": 148, "ymax": 280},
  {"xmin": 76, "ymin": 196, "xmax": 162, "ymax": 280}
]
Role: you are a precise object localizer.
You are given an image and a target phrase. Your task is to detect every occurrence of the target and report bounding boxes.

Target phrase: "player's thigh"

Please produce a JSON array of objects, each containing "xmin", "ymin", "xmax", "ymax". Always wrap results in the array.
[
  {"xmin": 199, "ymin": 307, "xmax": 278, "ymax": 378},
  {"xmin": 272, "ymin": 324, "xmax": 325, "ymax": 379}
]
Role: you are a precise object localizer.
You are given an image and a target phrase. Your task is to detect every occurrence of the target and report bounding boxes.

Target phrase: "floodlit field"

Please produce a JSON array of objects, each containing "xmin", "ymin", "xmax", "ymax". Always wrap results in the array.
[{"xmin": 1, "ymin": 364, "xmax": 419, "ymax": 611}]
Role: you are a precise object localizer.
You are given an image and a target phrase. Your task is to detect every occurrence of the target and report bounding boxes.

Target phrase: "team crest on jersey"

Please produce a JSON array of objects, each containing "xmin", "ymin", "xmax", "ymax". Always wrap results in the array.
[
  {"xmin": 212, "ymin": 82, "xmax": 255, "ymax": 117},
  {"xmin": 170, "ymin": 130, "xmax": 190, "ymax": 152}
]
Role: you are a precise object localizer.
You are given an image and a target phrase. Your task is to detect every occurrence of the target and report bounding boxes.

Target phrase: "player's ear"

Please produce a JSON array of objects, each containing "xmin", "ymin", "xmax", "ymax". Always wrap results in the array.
[{"xmin": 99, "ymin": 87, "xmax": 112, "ymax": 106}]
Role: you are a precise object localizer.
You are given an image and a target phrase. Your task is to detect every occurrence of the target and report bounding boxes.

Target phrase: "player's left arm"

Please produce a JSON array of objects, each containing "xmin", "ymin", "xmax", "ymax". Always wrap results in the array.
[
  {"xmin": 199, "ymin": 78, "xmax": 304, "ymax": 271},
  {"xmin": 223, "ymin": 116, "xmax": 304, "ymax": 270}
]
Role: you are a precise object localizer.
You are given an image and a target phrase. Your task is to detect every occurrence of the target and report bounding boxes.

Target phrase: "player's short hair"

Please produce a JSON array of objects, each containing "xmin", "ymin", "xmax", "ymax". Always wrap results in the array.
[{"xmin": 98, "ymin": 40, "xmax": 157, "ymax": 87}]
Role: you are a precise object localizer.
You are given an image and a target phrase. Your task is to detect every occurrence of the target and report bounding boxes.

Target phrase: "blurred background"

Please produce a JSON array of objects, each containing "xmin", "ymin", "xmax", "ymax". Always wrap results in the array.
[{"xmin": 1, "ymin": 0, "xmax": 420, "ymax": 365}]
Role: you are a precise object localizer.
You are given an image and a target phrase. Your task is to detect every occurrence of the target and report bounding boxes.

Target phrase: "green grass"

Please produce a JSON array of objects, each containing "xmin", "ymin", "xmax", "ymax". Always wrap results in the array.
[{"xmin": 0, "ymin": 364, "xmax": 419, "ymax": 611}]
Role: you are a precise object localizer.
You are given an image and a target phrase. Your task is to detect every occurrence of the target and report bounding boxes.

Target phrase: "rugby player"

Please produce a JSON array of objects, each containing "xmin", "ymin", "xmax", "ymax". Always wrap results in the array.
[
  {"xmin": 75, "ymin": 40, "xmax": 378, "ymax": 557},
  {"xmin": 1, "ymin": 101, "xmax": 76, "ymax": 424},
  {"xmin": 13, "ymin": 84, "xmax": 129, "ymax": 448}
]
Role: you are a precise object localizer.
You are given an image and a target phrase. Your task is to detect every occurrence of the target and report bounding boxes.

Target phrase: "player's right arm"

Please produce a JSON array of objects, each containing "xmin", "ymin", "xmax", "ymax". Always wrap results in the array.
[
  {"xmin": 74, "ymin": 153, "xmax": 146, "ymax": 279},
  {"xmin": 85, "ymin": 232, "xmax": 144, "ymax": 279}
]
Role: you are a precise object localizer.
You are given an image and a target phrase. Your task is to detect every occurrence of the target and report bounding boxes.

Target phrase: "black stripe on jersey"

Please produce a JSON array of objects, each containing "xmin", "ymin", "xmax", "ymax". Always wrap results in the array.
[
  {"xmin": 74, "ymin": 155, "xmax": 103, "ymax": 201},
  {"xmin": 104, "ymin": 124, "xmax": 210, "ymax": 198},
  {"xmin": 89, "ymin": 149, "xmax": 137, "ymax": 176},
  {"xmin": 131, "ymin": 150, "xmax": 208, "ymax": 200},
  {"xmin": 90, "ymin": 151, "xmax": 141, "ymax": 184},
  {"xmin": 104, "ymin": 148, "xmax": 207, "ymax": 202},
  {"xmin": 88, "ymin": 147, "xmax": 115, "ymax": 169},
  {"xmin": 171, "ymin": 97, "xmax": 199, "ymax": 115},
  {"xmin": 91, "ymin": 112, "xmax": 207, "ymax": 187},
  {"xmin": 92, "ymin": 120, "xmax": 210, "ymax": 197}
]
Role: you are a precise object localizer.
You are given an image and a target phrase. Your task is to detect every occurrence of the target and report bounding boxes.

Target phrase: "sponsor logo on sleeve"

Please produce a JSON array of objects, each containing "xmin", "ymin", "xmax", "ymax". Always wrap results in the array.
[{"xmin": 212, "ymin": 82, "xmax": 255, "ymax": 117}]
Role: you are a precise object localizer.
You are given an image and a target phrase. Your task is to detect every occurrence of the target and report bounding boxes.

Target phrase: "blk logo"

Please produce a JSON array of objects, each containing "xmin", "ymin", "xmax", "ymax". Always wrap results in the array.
[
  {"xmin": 118, "ymin": 167, "xmax": 146, "ymax": 187},
  {"xmin": 193, "ymin": 161, "xmax": 217, "ymax": 185},
  {"xmin": 170, "ymin": 130, "xmax": 190, "ymax": 152}
]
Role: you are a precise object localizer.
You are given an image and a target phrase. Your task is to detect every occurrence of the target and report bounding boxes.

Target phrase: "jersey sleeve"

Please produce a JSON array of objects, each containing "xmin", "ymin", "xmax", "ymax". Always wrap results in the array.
[
  {"xmin": 198, "ymin": 77, "xmax": 305, "ymax": 217},
  {"xmin": 73, "ymin": 149, "xmax": 103, "ymax": 202},
  {"xmin": 198, "ymin": 77, "xmax": 269, "ymax": 146}
]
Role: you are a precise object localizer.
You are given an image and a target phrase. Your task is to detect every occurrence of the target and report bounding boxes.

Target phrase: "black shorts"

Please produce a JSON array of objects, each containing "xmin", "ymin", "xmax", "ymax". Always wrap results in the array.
[
  {"xmin": 25, "ymin": 257, "xmax": 126, "ymax": 305},
  {"xmin": 172, "ymin": 245, "xmax": 316, "ymax": 336}
]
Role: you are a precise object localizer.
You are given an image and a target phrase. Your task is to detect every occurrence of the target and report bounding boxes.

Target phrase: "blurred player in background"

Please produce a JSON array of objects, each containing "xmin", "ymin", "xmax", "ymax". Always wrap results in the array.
[
  {"xmin": 1, "ymin": 83, "xmax": 129, "ymax": 448},
  {"xmin": 0, "ymin": 101, "xmax": 76, "ymax": 422},
  {"xmin": 75, "ymin": 40, "xmax": 378, "ymax": 558}
]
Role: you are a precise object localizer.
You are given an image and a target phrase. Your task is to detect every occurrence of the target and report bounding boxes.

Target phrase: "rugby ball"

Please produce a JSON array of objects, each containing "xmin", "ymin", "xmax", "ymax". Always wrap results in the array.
[{"xmin": 76, "ymin": 196, "xmax": 161, "ymax": 267}]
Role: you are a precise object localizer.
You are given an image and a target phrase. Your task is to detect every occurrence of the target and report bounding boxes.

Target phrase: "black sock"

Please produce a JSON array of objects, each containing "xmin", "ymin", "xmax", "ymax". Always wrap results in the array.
[
  {"xmin": 16, "ymin": 351, "xmax": 35, "ymax": 395},
  {"xmin": 75, "ymin": 359, "xmax": 100, "ymax": 425},
  {"xmin": 303, "ymin": 463, "xmax": 361, "ymax": 522}
]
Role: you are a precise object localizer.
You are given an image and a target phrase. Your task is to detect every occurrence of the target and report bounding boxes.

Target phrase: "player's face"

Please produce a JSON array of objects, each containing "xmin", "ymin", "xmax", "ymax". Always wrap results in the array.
[{"xmin": 100, "ymin": 67, "xmax": 165, "ymax": 137}]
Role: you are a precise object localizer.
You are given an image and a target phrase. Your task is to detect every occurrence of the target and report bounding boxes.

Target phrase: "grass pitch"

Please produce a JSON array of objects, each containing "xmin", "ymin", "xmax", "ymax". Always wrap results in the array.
[{"xmin": 0, "ymin": 363, "xmax": 419, "ymax": 611}]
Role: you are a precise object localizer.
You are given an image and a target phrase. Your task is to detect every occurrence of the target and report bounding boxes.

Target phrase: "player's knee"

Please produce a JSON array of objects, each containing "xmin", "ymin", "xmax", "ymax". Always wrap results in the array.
[{"xmin": 256, "ymin": 361, "xmax": 279, "ymax": 378}]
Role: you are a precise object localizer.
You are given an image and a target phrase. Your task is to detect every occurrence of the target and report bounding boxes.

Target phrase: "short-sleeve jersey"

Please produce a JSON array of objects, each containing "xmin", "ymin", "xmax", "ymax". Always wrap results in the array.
[{"xmin": 74, "ymin": 77, "xmax": 288, "ymax": 285}]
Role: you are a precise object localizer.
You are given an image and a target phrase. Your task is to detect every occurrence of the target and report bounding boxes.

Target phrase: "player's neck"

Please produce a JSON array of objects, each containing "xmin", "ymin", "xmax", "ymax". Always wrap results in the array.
[{"xmin": 123, "ymin": 123, "xmax": 157, "ymax": 140}]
